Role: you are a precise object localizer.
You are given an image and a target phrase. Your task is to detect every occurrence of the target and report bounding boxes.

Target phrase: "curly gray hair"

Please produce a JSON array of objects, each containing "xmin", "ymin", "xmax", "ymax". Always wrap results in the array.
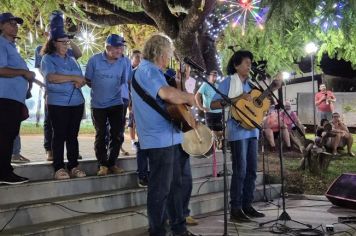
[{"xmin": 143, "ymin": 33, "xmax": 174, "ymax": 63}]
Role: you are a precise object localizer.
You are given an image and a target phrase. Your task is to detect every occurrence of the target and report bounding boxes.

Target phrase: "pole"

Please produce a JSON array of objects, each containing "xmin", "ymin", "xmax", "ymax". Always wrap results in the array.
[{"xmin": 311, "ymin": 54, "xmax": 317, "ymax": 136}]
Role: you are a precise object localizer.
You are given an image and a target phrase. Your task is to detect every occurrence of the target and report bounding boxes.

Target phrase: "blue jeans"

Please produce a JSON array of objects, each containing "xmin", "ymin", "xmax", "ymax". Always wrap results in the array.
[
  {"xmin": 180, "ymin": 148, "xmax": 192, "ymax": 217},
  {"xmin": 147, "ymin": 144, "xmax": 186, "ymax": 236},
  {"xmin": 230, "ymin": 138, "xmax": 258, "ymax": 210},
  {"xmin": 136, "ymin": 141, "xmax": 149, "ymax": 179},
  {"xmin": 12, "ymin": 135, "xmax": 21, "ymax": 155}
]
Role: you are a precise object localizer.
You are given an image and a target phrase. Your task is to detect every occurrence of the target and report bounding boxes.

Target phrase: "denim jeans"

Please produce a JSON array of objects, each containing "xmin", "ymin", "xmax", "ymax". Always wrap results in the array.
[
  {"xmin": 180, "ymin": 148, "xmax": 192, "ymax": 217},
  {"xmin": 230, "ymin": 138, "xmax": 258, "ymax": 210},
  {"xmin": 92, "ymin": 105, "xmax": 124, "ymax": 167},
  {"xmin": 48, "ymin": 104, "xmax": 84, "ymax": 172},
  {"xmin": 12, "ymin": 135, "xmax": 21, "ymax": 155},
  {"xmin": 147, "ymin": 144, "xmax": 186, "ymax": 236},
  {"xmin": 136, "ymin": 141, "xmax": 149, "ymax": 179},
  {"xmin": 43, "ymin": 103, "xmax": 52, "ymax": 152}
]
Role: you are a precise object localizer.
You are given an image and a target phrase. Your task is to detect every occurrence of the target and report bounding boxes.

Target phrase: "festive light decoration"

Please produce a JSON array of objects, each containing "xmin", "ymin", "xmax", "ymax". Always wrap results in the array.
[
  {"xmin": 77, "ymin": 25, "xmax": 102, "ymax": 55},
  {"xmin": 219, "ymin": 0, "xmax": 267, "ymax": 35},
  {"xmin": 311, "ymin": 0, "xmax": 347, "ymax": 32}
]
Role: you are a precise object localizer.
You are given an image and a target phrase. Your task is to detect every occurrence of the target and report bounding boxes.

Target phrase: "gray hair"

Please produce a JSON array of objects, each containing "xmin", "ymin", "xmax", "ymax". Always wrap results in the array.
[{"xmin": 143, "ymin": 33, "xmax": 173, "ymax": 62}]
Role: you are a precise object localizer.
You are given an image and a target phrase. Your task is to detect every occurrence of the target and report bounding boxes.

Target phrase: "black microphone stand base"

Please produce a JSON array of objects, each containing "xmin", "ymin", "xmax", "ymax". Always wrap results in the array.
[{"xmin": 259, "ymin": 210, "xmax": 312, "ymax": 228}]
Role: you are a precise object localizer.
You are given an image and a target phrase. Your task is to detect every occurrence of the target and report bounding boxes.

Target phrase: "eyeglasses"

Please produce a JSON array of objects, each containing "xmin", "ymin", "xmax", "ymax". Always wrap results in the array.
[{"xmin": 56, "ymin": 40, "xmax": 71, "ymax": 45}]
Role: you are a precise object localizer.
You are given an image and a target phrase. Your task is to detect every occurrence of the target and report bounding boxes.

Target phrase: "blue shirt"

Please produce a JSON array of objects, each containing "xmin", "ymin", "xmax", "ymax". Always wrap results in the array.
[
  {"xmin": 197, "ymin": 82, "xmax": 222, "ymax": 113},
  {"xmin": 85, "ymin": 52, "xmax": 127, "ymax": 108},
  {"xmin": 0, "ymin": 36, "xmax": 29, "ymax": 104},
  {"xmin": 212, "ymin": 76, "xmax": 259, "ymax": 141},
  {"xmin": 35, "ymin": 45, "xmax": 74, "ymax": 69},
  {"xmin": 41, "ymin": 53, "xmax": 84, "ymax": 106},
  {"xmin": 131, "ymin": 59, "xmax": 182, "ymax": 149},
  {"xmin": 120, "ymin": 56, "xmax": 132, "ymax": 101}
]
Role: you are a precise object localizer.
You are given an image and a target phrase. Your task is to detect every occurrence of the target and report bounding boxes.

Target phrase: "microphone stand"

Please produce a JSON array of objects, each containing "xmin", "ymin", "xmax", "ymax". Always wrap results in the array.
[
  {"xmin": 256, "ymin": 76, "xmax": 311, "ymax": 229},
  {"xmin": 188, "ymin": 66, "xmax": 262, "ymax": 236}
]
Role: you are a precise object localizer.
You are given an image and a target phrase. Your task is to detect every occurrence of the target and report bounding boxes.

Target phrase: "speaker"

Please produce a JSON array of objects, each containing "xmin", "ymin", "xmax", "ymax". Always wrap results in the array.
[{"xmin": 325, "ymin": 173, "xmax": 356, "ymax": 210}]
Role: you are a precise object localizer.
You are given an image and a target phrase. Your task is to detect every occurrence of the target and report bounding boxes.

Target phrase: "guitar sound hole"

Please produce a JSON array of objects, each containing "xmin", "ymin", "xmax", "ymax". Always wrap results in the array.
[{"xmin": 255, "ymin": 98, "xmax": 262, "ymax": 106}]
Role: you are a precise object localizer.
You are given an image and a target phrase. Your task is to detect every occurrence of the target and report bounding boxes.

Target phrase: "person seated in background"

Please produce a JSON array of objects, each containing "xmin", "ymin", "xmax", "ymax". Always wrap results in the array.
[
  {"xmin": 326, "ymin": 112, "xmax": 355, "ymax": 157},
  {"xmin": 280, "ymin": 101, "xmax": 305, "ymax": 153},
  {"xmin": 263, "ymin": 105, "xmax": 292, "ymax": 152}
]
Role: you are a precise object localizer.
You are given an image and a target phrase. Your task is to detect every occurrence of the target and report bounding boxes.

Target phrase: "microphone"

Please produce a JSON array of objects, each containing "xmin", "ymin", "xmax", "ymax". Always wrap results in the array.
[
  {"xmin": 183, "ymin": 57, "xmax": 205, "ymax": 73},
  {"xmin": 250, "ymin": 66, "xmax": 267, "ymax": 76}
]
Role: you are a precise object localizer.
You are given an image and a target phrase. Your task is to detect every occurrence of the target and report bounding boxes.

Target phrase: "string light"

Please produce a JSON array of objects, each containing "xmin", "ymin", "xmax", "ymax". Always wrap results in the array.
[
  {"xmin": 218, "ymin": 0, "xmax": 268, "ymax": 35},
  {"xmin": 311, "ymin": 0, "xmax": 347, "ymax": 32}
]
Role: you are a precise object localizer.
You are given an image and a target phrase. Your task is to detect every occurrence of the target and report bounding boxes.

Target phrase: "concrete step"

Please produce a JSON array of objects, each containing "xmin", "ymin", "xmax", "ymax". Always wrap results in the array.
[
  {"xmin": 0, "ymin": 168, "xmax": 263, "ymax": 206},
  {"xmin": 0, "ymin": 176, "xmax": 235, "ymax": 229},
  {"xmin": 1, "ymin": 184, "xmax": 281, "ymax": 236},
  {"xmin": 12, "ymin": 152, "xmax": 228, "ymax": 182}
]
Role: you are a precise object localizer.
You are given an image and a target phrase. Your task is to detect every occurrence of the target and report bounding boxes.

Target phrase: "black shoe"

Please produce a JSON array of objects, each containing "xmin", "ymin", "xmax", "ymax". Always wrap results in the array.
[
  {"xmin": 230, "ymin": 208, "xmax": 251, "ymax": 222},
  {"xmin": 243, "ymin": 205, "xmax": 265, "ymax": 218},
  {"xmin": 174, "ymin": 231, "xmax": 197, "ymax": 236},
  {"xmin": 78, "ymin": 154, "xmax": 83, "ymax": 160},
  {"xmin": 138, "ymin": 176, "xmax": 148, "ymax": 188},
  {"xmin": 0, "ymin": 172, "xmax": 29, "ymax": 185}
]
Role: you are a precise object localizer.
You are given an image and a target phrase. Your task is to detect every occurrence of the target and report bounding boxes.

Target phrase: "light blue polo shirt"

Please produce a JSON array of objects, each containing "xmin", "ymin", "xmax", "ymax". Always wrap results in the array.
[
  {"xmin": 197, "ymin": 82, "xmax": 222, "ymax": 113},
  {"xmin": 41, "ymin": 53, "xmax": 84, "ymax": 106},
  {"xmin": 120, "ymin": 56, "xmax": 132, "ymax": 101},
  {"xmin": 85, "ymin": 52, "xmax": 127, "ymax": 108},
  {"xmin": 131, "ymin": 59, "xmax": 182, "ymax": 149},
  {"xmin": 212, "ymin": 76, "xmax": 259, "ymax": 141},
  {"xmin": 0, "ymin": 36, "xmax": 29, "ymax": 104}
]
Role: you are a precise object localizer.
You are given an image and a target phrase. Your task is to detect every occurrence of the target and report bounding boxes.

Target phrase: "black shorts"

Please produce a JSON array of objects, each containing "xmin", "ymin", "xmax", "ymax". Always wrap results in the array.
[{"xmin": 205, "ymin": 112, "xmax": 223, "ymax": 131}]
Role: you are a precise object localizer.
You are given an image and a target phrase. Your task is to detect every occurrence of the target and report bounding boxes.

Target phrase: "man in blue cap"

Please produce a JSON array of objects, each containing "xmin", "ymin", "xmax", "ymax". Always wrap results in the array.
[
  {"xmin": 0, "ymin": 12, "xmax": 35, "ymax": 184},
  {"xmin": 85, "ymin": 34, "xmax": 129, "ymax": 176}
]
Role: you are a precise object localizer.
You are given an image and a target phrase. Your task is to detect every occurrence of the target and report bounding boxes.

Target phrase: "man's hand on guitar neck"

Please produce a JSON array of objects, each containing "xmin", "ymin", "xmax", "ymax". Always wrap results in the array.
[{"xmin": 269, "ymin": 72, "xmax": 283, "ymax": 91}]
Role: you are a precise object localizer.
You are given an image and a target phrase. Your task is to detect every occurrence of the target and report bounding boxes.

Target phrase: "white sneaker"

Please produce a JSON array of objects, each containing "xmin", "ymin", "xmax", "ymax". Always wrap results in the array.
[{"xmin": 54, "ymin": 168, "xmax": 70, "ymax": 180}]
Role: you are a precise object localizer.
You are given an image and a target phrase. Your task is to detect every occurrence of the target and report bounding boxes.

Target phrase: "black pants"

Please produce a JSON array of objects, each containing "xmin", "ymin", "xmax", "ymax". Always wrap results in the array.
[
  {"xmin": 48, "ymin": 104, "xmax": 84, "ymax": 172},
  {"xmin": 0, "ymin": 99, "xmax": 23, "ymax": 178},
  {"xmin": 119, "ymin": 98, "xmax": 129, "ymax": 147},
  {"xmin": 43, "ymin": 103, "xmax": 52, "ymax": 151},
  {"xmin": 92, "ymin": 105, "xmax": 124, "ymax": 167}
]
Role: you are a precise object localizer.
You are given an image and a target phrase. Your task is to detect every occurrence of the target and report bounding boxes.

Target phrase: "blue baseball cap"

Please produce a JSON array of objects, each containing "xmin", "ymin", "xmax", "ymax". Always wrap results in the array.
[
  {"xmin": 106, "ymin": 34, "xmax": 126, "ymax": 47},
  {"xmin": 49, "ymin": 29, "xmax": 69, "ymax": 40},
  {"xmin": 0, "ymin": 12, "xmax": 23, "ymax": 24}
]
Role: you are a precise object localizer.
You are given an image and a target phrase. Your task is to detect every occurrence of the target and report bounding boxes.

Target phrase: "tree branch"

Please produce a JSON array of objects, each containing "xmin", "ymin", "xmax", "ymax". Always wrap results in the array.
[
  {"xmin": 76, "ymin": 0, "xmax": 156, "ymax": 26},
  {"xmin": 183, "ymin": 0, "xmax": 216, "ymax": 33},
  {"xmin": 137, "ymin": 0, "xmax": 179, "ymax": 39}
]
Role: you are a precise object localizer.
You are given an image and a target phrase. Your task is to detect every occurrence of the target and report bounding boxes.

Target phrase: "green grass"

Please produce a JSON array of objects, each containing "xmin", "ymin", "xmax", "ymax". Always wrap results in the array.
[
  {"xmin": 283, "ymin": 134, "xmax": 356, "ymax": 195},
  {"xmin": 20, "ymin": 121, "xmax": 96, "ymax": 135}
]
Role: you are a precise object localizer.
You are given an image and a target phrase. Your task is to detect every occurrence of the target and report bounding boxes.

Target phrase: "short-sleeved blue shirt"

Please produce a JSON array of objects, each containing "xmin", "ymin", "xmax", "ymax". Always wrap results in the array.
[
  {"xmin": 85, "ymin": 52, "xmax": 127, "ymax": 108},
  {"xmin": 0, "ymin": 36, "xmax": 29, "ymax": 104},
  {"xmin": 35, "ymin": 45, "xmax": 74, "ymax": 69},
  {"xmin": 119, "ymin": 56, "xmax": 132, "ymax": 101},
  {"xmin": 212, "ymin": 76, "xmax": 259, "ymax": 141},
  {"xmin": 197, "ymin": 82, "xmax": 222, "ymax": 113},
  {"xmin": 41, "ymin": 53, "xmax": 84, "ymax": 106},
  {"xmin": 131, "ymin": 59, "xmax": 182, "ymax": 149}
]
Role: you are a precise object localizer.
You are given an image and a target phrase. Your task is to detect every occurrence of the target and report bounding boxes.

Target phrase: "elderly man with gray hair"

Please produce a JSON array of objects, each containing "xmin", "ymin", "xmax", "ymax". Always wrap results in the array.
[{"xmin": 131, "ymin": 33, "xmax": 196, "ymax": 236}]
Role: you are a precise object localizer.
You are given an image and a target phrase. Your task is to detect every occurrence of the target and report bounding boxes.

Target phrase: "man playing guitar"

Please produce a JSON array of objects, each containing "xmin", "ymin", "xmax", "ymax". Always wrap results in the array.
[
  {"xmin": 131, "ymin": 33, "xmax": 196, "ymax": 236},
  {"xmin": 211, "ymin": 50, "xmax": 281, "ymax": 222}
]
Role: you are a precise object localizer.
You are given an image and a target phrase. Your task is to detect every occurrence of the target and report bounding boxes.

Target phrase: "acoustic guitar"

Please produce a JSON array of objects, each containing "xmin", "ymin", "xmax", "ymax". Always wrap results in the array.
[
  {"xmin": 166, "ymin": 103, "xmax": 197, "ymax": 132},
  {"xmin": 231, "ymin": 74, "xmax": 282, "ymax": 129}
]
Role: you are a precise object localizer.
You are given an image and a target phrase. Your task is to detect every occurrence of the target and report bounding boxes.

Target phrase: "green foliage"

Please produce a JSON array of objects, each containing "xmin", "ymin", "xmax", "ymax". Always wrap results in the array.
[{"xmin": 219, "ymin": 0, "xmax": 356, "ymax": 74}]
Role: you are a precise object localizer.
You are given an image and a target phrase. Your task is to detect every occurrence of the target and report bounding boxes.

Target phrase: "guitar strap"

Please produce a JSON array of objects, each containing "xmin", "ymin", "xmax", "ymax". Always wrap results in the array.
[{"xmin": 131, "ymin": 70, "xmax": 176, "ymax": 126}]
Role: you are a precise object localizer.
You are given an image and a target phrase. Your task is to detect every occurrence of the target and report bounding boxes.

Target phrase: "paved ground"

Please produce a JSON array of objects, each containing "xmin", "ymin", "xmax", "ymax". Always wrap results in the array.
[
  {"xmin": 121, "ymin": 196, "xmax": 356, "ymax": 236},
  {"xmin": 17, "ymin": 134, "xmax": 136, "ymax": 162}
]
